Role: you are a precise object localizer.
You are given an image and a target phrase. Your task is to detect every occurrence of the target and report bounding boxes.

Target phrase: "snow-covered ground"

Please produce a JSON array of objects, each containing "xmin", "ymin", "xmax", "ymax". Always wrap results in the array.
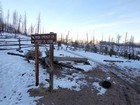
[
  {"xmin": 0, "ymin": 33, "xmax": 140, "ymax": 104},
  {"xmin": 0, "ymin": 34, "xmax": 93, "ymax": 104},
  {"xmin": 65, "ymin": 47, "xmax": 140, "ymax": 77},
  {"xmin": 0, "ymin": 50, "xmax": 41, "ymax": 104},
  {"xmin": 0, "ymin": 49, "xmax": 89, "ymax": 104}
]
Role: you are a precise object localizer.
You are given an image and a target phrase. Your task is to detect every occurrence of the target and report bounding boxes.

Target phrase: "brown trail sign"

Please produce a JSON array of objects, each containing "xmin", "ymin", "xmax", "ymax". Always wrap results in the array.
[
  {"xmin": 31, "ymin": 33, "xmax": 57, "ymax": 44},
  {"xmin": 31, "ymin": 32, "xmax": 57, "ymax": 92}
]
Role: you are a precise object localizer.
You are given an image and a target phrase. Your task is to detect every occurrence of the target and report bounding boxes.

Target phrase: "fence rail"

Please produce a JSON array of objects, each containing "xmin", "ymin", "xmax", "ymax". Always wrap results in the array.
[
  {"xmin": 0, "ymin": 38, "xmax": 32, "ymax": 50},
  {"xmin": 0, "ymin": 38, "xmax": 58, "ymax": 50},
  {"xmin": 0, "ymin": 44, "xmax": 32, "ymax": 46}
]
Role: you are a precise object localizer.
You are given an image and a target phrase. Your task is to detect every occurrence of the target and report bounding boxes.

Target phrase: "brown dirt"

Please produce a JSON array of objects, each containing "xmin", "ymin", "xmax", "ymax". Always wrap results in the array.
[{"xmin": 28, "ymin": 65, "xmax": 140, "ymax": 105}]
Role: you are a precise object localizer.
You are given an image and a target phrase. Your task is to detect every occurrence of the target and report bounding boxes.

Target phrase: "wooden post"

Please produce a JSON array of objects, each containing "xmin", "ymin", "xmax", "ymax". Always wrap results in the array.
[
  {"xmin": 49, "ymin": 44, "xmax": 54, "ymax": 92},
  {"xmin": 35, "ymin": 44, "xmax": 39, "ymax": 86},
  {"xmin": 18, "ymin": 38, "xmax": 21, "ymax": 50},
  {"xmin": 31, "ymin": 33, "xmax": 57, "ymax": 88}
]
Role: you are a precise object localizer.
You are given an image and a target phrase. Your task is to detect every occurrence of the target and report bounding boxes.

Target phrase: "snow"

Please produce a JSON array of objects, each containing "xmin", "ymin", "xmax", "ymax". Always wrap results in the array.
[
  {"xmin": 106, "ymin": 77, "xmax": 111, "ymax": 80},
  {"xmin": 67, "ymin": 49, "xmax": 126, "ymax": 64},
  {"xmin": 0, "ymin": 50, "xmax": 42, "ymax": 105},
  {"xmin": 117, "ymin": 60, "xmax": 140, "ymax": 69},
  {"xmin": 92, "ymin": 82, "xmax": 107, "ymax": 95},
  {"xmin": 73, "ymin": 63, "xmax": 93, "ymax": 72},
  {"xmin": 54, "ymin": 72, "xmax": 87, "ymax": 91},
  {"xmin": 0, "ymin": 50, "xmax": 87, "ymax": 104},
  {"xmin": 66, "ymin": 48, "xmax": 140, "ymax": 77},
  {"xmin": 1, "ymin": 32, "xmax": 31, "ymax": 39},
  {"xmin": 0, "ymin": 47, "xmax": 88, "ymax": 104},
  {"xmin": 54, "ymin": 50, "xmax": 81, "ymax": 58},
  {"xmin": 54, "ymin": 77, "xmax": 81, "ymax": 91}
]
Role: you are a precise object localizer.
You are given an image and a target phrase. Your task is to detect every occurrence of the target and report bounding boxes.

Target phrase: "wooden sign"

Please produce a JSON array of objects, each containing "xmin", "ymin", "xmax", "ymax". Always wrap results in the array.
[
  {"xmin": 31, "ymin": 32, "xmax": 56, "ymax": 92},
  {"xmin": 31, "ymin": 33, "xmax": 57, "ymax": 44}
]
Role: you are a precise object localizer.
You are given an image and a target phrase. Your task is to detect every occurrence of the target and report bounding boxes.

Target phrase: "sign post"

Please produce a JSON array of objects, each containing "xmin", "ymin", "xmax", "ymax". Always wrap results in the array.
[
  {"xmin": 49, "ymin": 44, "xmax": 54, "ymax": 92},
  {"xmin": 31, "ymin": 32, "xmax": 57, "ymax": 90},
  {"xmin": 35, "ymin": 44, "xmax": 39, "ymax": 86}
]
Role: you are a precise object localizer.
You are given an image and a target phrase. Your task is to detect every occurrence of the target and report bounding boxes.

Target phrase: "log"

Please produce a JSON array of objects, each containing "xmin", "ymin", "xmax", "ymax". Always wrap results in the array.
[
  {"xmin": 55, "ymin": 62, "xmax": 85, "ymax": 72},
  {"xmin": 41, "ymin": 56, "xmax": 89, "ymax": 66},
  {"xmin": 6, "ymin": 53, "xmax": 89, "ymax": 72},
  {"xmin": 41, "ymin": 57, "xmax": 86, "ymax": 72},
  {"xmin": 7, "ymin": 52, "xmax": 25, "ymax": 57},
  {"xmin": 104, "ymin": 60, "xmax": 124, "ymax": 63},
  {"xmin": 54, "ymin": 56, "xmax": 87, "ymax": 61}
]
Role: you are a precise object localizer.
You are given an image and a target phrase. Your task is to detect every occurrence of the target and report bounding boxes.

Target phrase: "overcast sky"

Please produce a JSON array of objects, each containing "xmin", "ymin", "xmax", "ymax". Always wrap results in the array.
[{"xmin": 1, "ymin": 0, "xmax": 140, "ymax": 42}]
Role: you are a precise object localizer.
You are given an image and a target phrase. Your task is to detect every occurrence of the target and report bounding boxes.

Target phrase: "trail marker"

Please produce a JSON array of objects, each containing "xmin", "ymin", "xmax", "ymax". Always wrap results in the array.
[
  {"xmin": 31, "ymin": 32, "xmax": 57, "ymax": 92},
  {"xmin": 31, "ymin": 33, "xmax": 57, "ymax": 44}
]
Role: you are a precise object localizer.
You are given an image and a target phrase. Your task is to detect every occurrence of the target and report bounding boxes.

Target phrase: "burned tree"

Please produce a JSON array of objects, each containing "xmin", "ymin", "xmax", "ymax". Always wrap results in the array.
[
  {"xmin": 37, "ymin": 13, "xmax": 41, "ymax": 34},
  {"xmin": 116, "ymin": 34, "xmax": 121, "ymax": 56},
  {"xmin": 24, "ymin": 12, "xmax": 27, "ymax": 35},
  {"xmin": 17, "ymin": 15, "xmax": 21, "ymax": 33},
  {"xmin": 128, "ymin": 36, "xmax": 135, "ymax": 59},
  {"xmin": 13, "ymin": 11, "xmax": 18, "ymax": 33},
  {"xmin": 124, "ymin": 32, "xmax": 128, "ymax": 57},
  {"xmin": 0, "ymin": 2, "xmax": 4, "ymax": 34}
]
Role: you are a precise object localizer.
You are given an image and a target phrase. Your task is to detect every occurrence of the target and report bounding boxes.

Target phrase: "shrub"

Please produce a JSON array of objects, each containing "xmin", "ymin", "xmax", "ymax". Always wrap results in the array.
[{"xmin": 25, "ymin": 49, "xmax": 42, "ymax": 61}]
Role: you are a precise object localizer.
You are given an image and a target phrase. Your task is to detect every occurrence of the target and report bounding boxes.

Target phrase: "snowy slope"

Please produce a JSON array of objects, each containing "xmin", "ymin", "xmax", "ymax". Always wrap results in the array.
[{"xmin": 0, "ymin": 50, "xmax": 41, "ymax": 105}]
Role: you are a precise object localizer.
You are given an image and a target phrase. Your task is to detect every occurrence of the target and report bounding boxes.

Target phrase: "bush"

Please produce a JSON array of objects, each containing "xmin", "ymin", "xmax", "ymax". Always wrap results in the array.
[{"xmin": 25, "ymin": 49, "xmax": 42, "ymax": 60}]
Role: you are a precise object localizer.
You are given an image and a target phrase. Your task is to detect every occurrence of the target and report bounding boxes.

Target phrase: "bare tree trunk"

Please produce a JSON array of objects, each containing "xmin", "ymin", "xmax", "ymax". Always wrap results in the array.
[
  {"xmin": 0, "ymin": 3, "xmax": 4, "ymax": 34},
  {"xmin": 17, "ymin": 15, "xmax": 21, "ymax": 33},
  {"xmin": 13, "ymin": 11, "xmax": 18, "ymax": 33},
  {"xmin": 116, "ymin": 34, "xmax": 121, "ymax": 57},
  {"xmin": 86, "ymin": 32, "xmax": 88, "ymax": 44},
  {"xmin": 24, "ymin": 12, "xmax": 27, "ymax": 35},
  {"xmin": 129, "ymin": 36, "xmax": 135, "ymax": 59},
  {"xmin": 6, "ymin": 10, "xmax": 10, "ymax": 32},
  {"xmin": 124, "ymin": 32, "xmax": 128, "ymax": 57},
  {"xmin": 66, "ymin": 31, "xmax": 69, "ymax": 50},
  {"xmin": 30, "ymin": 24, "xmax": 34, "ymax": 34},
  {"xmin": 37, "ymin": 13, "xmax": 41, "ymax": 34}
]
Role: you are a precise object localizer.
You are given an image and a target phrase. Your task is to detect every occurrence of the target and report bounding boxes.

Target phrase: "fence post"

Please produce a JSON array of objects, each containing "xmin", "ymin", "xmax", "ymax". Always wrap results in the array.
[{"xmin": 18, "ymin": 38, "xmax": 21, "ymax": 50}]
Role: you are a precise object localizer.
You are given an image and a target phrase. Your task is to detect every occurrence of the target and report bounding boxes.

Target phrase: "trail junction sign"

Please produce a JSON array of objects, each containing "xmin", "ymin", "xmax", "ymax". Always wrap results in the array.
[{"xmin": 31, "ymin": 32, "xmax": 57, "ymax": 44}]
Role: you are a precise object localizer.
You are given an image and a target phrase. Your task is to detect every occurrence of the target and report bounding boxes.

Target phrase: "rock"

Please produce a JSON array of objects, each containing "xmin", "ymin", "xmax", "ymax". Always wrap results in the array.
[{"xmin": 101, "ymin": 81, "xmax": 111, "ymax": 89}]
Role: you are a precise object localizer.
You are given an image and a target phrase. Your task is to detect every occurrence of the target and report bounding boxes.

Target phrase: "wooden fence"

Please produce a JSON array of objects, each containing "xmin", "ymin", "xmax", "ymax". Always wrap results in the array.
[{"xmin": 0, "ymin": 38, "xmax": 33, "ymax": 50}]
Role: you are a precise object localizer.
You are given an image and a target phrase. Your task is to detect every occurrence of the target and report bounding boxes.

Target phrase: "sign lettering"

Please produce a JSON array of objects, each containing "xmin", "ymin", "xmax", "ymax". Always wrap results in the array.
[{"xmin": 31, "ymin": 33, "xmax": 57, "ymax": 44}]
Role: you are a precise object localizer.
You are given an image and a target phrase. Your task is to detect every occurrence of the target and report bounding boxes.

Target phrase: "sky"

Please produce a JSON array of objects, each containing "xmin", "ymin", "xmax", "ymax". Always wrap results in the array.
[{"xmin": 1, "ymin": 0, "xmax": 140, "ymax": 43}]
